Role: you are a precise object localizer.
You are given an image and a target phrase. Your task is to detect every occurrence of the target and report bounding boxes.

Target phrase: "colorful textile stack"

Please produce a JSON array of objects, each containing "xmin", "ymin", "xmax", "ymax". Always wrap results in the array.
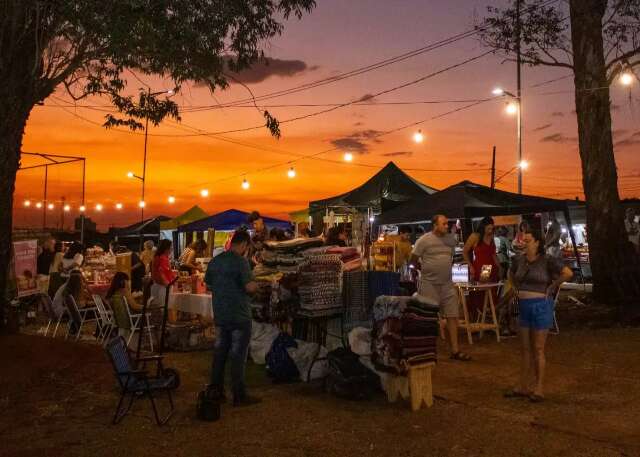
[
  {"xmin": 298, "ymin": 254, "xmax": 343, "ymax": 312},
  {"xmin": 371, "ymin": 295, "xmax": 439, "ymax": 374},
  {"xmin": 326, "ymin": 246, "xmax": 362, "ymax": 271}
]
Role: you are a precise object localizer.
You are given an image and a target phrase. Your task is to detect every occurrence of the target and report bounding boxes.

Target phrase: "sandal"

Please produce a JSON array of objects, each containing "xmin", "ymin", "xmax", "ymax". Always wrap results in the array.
[
  {"xmin": 450, "ymin": 352, "xmax": 472, "ymax": 361},
  {"xmin": 529, "ymin": 394, "xmax": 545, "ymax": 403},
  {"xmin": 504, "ymin": 389, "xmax": 531, "ymax": 399}
]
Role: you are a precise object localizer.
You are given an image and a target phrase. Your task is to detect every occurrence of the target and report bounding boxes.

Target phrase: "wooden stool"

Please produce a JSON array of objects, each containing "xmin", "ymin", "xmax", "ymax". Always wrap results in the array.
[{"xmin": 383, "ymin": 360, "xmax": 435, "ymax": 411}]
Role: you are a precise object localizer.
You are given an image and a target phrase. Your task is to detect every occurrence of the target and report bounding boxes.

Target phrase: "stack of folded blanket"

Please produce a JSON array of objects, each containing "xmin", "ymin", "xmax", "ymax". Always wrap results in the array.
[
  {"xmin": 371, "ymin": 295, "xmax": 439, "ymax": 374},
  {"xmin": 298, "ymin": 254, "xmax": 343, "ymax": 312}
]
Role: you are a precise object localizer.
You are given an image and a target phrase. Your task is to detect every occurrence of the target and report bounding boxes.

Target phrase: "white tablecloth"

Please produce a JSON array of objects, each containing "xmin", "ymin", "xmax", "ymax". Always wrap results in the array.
[{"xmin": 168, "ymin": 293, "xmax": 213, "ymax": 318}]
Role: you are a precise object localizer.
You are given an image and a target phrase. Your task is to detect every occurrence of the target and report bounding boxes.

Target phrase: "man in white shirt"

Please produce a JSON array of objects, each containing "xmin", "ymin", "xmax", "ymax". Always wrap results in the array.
[{"xmin": 410, "ymin": 214, "xmax": 471, "ymax": 361}]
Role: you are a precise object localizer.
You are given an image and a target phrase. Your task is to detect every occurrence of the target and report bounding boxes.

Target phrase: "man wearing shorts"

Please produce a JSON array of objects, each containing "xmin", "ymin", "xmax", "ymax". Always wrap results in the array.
[{"xmin": 410, "ymin": 214, "xmax": 471, "ymax": 361}]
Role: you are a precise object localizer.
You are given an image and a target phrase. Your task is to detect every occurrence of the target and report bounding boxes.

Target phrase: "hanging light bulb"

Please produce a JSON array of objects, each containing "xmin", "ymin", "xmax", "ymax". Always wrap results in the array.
[
  {"xmin": 79, "ymin": 205, "xmax": 86, "ymax": 212},
  {"xmin": 23, "ymin": 200, "xmax": 31, "ymax": 207},
  {"xmin": 47, "ymin": 203, "xmax": 55, "ymax": 210},
  {"xmin": 115, "ymin": 203, "xmax": 123, "ymax": 210},
  {"xmin": 168, "ymin": 196, "xmax": 176, "ymax": 204},
  {"xmin": 138, "ymin": 201, "xmax": 146, "ymax": 208},
  {"xmin": 35, "ymin": 202, "xmax": 42, "ymax": 209},
  {"xmin": 242, "ymin": 179, "xmax": 250, "ymax": 190},
  {"xmin": 343, "ymin": 152, "xmax": 354, "ymax": 162},
  {"xmin": 200, "ymin": 189, "xmax": 209, "ymax": 197},
  {"xmin": 63, "ymin": 205, "xmax": 71, "ymax": 212},
  {"xmin": 287, "ymin": 167, "xmax": 296, "ymax": 178},
  {"xmin": 413, "ymin": 129, "xmax": 424, "ymax": 143},
  {"xmin": 95, "ymin": 203, "xmax": 103, "ymax": 211},
  {"xmin": 620, "ymin": 72, "xmax": 634, "ymax": 86}
]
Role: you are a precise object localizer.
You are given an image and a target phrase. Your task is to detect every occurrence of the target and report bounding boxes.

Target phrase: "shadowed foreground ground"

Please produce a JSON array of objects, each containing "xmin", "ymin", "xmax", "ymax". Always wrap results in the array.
[{"xmin": 1, "ymin": 325, "xmax": 639, "ymax": 457}]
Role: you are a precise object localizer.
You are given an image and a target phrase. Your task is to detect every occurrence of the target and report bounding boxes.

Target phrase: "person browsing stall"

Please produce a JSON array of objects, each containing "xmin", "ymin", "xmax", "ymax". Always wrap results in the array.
[
  {"xmin": 106, "ymin": 272, "xmax": 142, "ymax": 312},
  {"xmin": 410, "ymin": 214, "xmax": 471, "ymax": 361},
  {"xmin": 205, "ymin": 230, "xmax": 260, "ymax": 407},
  {"xmin": 150, "ymin": 239, "xmax": 176, "ymax": 307},
  {"xmin": 505, "ymin": 228, "xmax": 572, "ymax": 403}
]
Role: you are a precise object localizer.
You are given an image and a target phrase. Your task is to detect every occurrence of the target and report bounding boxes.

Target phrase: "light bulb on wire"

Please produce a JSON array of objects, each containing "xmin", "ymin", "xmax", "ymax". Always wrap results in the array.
[
  {"xmin": 138, "ymin": 201, "xmax": 146, "ymax": 208},
  {"xmin": 413, "ymin": 130, "xmax": 424, "ymax": 143},
  {"xmin": 63, "ymin": 205, "xmax": 71, "ymax": 212},
  {"xmin": 242, "ymin": 179, "xmax": 250, "ymax": 190},
  {"xmin": 200, "ymin": 189, "xmax": 209, "ymax": 197},
  {"xmin": 343, "ymin": 152, "xmax": 353, "ymax": 162},
  {"xmin": 287, "ymin": 167, "xmax": 296, "ymax": 178},
  {"xmin": 95, "ymin": 203, "xmax": 103, "ymax": 211},
  {"xmin": 79, "ymin": 205, "xmax": 86, "ymax": 212},
  {"xmin": 47, "ymin": 203, "xmax": 54, "ymax": 210},
  {"xmin": 620, "ymin": 72, "xmax": 634, "ymax": 86},
  {"xmin": 168, "ymin": 196, "xmax": 176, "ymax": 204},
  {"xmin": 115, "ymin": 203, "xmax": 123, "ymax": 210},
  {"xmin": 24, "ymin": 200, "xmax": 31, "ymax": 207},
  {"xmin": 35, "ymin": 202, "xmax": 42, "ymax": 209}
]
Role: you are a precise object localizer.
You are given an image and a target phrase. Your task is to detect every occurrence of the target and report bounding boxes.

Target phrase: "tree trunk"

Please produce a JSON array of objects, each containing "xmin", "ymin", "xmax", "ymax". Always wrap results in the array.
[{"xmin": 569, "ymin": 0, "xmax": 640, "ymax": 312}]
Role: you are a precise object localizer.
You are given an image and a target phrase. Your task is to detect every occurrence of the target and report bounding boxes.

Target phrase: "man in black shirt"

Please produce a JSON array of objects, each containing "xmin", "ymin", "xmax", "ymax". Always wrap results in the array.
[{"xmin": 37, "ymin": 238, "xmax": 55, "ymax": 275}]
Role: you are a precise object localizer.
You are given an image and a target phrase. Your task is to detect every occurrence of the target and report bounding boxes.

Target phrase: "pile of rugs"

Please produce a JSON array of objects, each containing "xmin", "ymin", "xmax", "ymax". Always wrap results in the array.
[
  {"xmin": 298, "ymin": 254, "xmax": 343, "ymax": 312},
  {"xmin": 371, "ymin": 294, "xmax": 440, "ymax": 374}
]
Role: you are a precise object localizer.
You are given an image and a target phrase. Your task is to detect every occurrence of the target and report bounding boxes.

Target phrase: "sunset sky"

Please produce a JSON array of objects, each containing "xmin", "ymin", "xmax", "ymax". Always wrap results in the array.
[{"xmin": 14, "ymin": 0, "xmax": 640, "ymax": 230}]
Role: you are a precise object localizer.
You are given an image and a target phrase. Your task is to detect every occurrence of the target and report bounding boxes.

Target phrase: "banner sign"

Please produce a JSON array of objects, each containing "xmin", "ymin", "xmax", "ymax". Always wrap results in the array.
[{"xmin": 13, "ymin": 239, "xmax": 39, "ymax": 297}]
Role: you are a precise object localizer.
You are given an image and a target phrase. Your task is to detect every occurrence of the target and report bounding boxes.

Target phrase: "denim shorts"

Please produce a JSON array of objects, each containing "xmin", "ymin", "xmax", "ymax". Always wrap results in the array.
[{"xmin": 519, "ymin": 297, "xmax": 554, "ymax": 330}]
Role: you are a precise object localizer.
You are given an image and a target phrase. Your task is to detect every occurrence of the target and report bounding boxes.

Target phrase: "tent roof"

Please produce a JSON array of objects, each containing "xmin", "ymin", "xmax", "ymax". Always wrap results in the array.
[
  {"xmin": 177, "ymin": 209, "xmax": 291, "ymax": 233},
  {"xmin": 159, "ymin": 205, "xmax": 208, "ymax": 230},
  {"xmin": 309, "ymin": 161, "xmax": 437, "ymax": 211},
  {"xmin": 112, "ymin": 215, "xmax": 171, "ymax": 237},
  {"xmin": 378, "ymin": 180, "xmax": 574, "ymax": 225},
  {"xmin": 289, "ymin": 208, "xmax": 310, "ymax": 223}
]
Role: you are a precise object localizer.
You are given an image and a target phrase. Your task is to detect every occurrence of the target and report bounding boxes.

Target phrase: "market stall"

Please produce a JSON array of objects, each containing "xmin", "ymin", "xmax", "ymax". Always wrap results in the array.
[
  {"xmin": 111, "ymin": 216, "xmax": 171, "ymax": 250},
  {"xmin": 158, "ymin": 205, "xmax": 209, "ymax": 258}
]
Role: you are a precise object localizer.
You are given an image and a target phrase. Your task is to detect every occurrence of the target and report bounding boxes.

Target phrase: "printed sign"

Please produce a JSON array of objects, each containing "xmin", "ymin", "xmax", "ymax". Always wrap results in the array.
[{"xmin": 13, "ymin": 240, "xmax": 38, "ymax": 297}]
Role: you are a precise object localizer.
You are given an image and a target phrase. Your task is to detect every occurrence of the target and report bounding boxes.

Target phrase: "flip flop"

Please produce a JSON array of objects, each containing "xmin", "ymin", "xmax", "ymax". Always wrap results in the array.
[
  {"xmin": 450, "ymin": 352, "xmax": 472, "ymax": 361},
  {"xmin": 503, "ymin": 389, "xmax": 530, "ymax": 399}
]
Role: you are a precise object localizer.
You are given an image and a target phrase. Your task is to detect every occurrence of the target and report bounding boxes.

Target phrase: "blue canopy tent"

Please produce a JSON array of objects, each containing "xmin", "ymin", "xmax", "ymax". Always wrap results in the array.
[{"xmin": 177, "ymin": 209, "xmax": 291, "ymax": 233}]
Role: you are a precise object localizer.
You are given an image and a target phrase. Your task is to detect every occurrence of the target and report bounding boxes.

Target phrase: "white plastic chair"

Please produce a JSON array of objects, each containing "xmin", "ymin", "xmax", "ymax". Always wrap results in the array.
[
  {"xmin": 93, "ymin": 294, "xmax": 115, "ymax": 343},
  {"xmin": 110, "ymin": 295, "xmax": 154, "ymax": 351},
  {"xmin": 39, "ymin": 294, "xmax": 66, "ymax": 337},
  {"xmin": 550, "ymin": 288, "xmax": 561, "ymax": 335}
]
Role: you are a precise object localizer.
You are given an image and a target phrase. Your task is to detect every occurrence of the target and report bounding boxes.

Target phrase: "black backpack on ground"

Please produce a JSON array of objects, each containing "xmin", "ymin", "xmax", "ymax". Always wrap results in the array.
[
  {"xmin": 196, "ymin": 385, "xmax": 221, "ymax": 422},
  {"xmin": 324, "ymin": 347, "xmax": 379, "ymax": 401}
]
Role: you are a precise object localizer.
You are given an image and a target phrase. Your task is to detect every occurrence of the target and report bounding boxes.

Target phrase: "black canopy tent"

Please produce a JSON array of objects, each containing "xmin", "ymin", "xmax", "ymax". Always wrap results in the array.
[
  {"xmin": 378, "ymin": 180, "xmax": 585, "ymax": 273},
  {"xmin": 111, "ymin": 216, "xmax": 171, "ymax": 249},
  {"xmin": 308, "ymin": 161, "xmax": 437, "ymax": 233}
]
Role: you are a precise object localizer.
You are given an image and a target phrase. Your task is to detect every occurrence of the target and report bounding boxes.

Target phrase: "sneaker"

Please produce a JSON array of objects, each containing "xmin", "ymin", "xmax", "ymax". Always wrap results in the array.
[{"xmin": 232, "ymin": 395, "xmax": 262, "ymax": 407}]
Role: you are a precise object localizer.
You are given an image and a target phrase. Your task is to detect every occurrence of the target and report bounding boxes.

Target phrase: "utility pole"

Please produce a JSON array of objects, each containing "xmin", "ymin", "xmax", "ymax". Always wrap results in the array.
[
  {"xmin": 490, "ymin": 146, "xmax": 496, "ymax": 188},
  {"xmin": 43, "ymin": 165, "xmax": 48, "ymax": 229},
  {"xmin": 141, "ymin": 87, "xmax": 150, "ymax": 223},
  {"xmin": 516, "ymin": 0, "xmax": 523, "ymax": 194}
]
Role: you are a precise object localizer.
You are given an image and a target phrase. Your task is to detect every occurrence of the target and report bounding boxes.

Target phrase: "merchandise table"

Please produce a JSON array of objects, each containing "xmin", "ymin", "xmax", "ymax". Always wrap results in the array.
[
  {"xmin": 167, "ymin": 292, "xmax": 213, "ymax": 319},
  {"xmin": 455, "ymin": 282, "xmax": 502, "ymax": 344}
]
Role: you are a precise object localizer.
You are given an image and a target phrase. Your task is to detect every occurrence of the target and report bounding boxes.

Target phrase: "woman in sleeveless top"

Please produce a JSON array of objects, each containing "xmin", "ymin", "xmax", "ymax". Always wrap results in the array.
[{"xmin": 462, "ymin": 217, "xmax": 501, "ymax": 315}]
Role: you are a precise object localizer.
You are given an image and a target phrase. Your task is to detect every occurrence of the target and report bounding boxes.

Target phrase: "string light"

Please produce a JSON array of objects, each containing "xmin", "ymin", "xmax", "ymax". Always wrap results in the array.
[
  {"xmin": 23, "ymin": 200, "xmax": 31, "ymax": 207},
  {"xmin": 168, "ymin": 196, "xmax": 176, "ymax": 204},
  {"xmin": 35, "ymin": 202, "xmax": 42, "ymax": 208},
  {"xmin": 200, "ymin": 189, "xmax": 209, "ymax": 197},
  {"xmin": 115, "ymin": 203, "xmax": 123, "ymax": 210},
  {"xmin": 413, "ymin": 129, "xmax": 424, "ymax": 143},
  {"xmin": 63, "ymin": 205, "xmax": 71, "ymax": 212},
  {"xmin": 242, "ymin": 179, "xmax": 250, "ymax": 190},
  {"xmin": 138, "ymin": 201, "xmax": 146, "ymax": 208},
  {"xmin": 343, "ymin": 152, "xmax": 354, "ymax": 162},
  {"xmin": 620, "ymin": 72, "xmax": 634, "ymax": 86},
  {"xmin": 95, "ymin": 203, "xmax": 103, "ymax": 211},
  {"xmin": 287, "ymin": 167, "xmax": 296, "ymax": 178},
  {"xmin": 47, "ymin": 203, "xmax": 54, "ymax": 210},
  {"xmin": 79, "ymin": 205, "xmax": 86, "ymax": 212}
]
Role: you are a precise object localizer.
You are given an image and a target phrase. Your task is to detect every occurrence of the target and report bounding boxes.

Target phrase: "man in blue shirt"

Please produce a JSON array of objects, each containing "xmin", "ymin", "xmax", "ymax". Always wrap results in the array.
[{"xmin": 205, "ymin": 230, "xmax": 260, "ymax": 406}]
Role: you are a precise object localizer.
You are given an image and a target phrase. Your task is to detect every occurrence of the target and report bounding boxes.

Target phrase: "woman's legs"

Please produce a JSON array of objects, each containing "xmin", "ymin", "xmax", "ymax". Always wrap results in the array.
[
  {"xmin": 532, "ymin": 329, "xmax": 549, "ymax": 397},
  {"xmin": 518, "ymin": 327, "xmax": 533, "ymax": 393}
]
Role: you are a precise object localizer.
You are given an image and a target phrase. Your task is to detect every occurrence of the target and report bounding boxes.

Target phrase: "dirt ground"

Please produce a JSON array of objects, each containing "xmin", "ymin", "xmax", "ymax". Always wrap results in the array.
[{"xmin": 1, "ymin": 316, "xmax": 639, "ymax": 457}]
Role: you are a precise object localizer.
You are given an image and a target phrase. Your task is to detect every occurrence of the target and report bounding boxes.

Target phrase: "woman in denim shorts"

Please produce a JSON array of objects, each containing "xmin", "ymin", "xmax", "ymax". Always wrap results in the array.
[{"xmin": 505, "ymin": 227, "xmax": 573, "ymax": 402}]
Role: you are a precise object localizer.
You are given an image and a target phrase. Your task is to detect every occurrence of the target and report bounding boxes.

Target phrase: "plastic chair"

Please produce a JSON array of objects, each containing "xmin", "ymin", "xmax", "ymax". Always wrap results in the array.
[
  {"xmin": 110, "ymin": 295, "xmax": 154, "ymax": 351},
  {"xmin": 93, "ymin": 294, "xmax": 115, "ymax": 343},
  {"xmin": 64, "ymin": 295, "xmax": 100, "ymax": 341},
  {"xmin": 550, "ymin": 288, "xmax": 561, "ymax": 335},
  {"xmin": 105, "ymin": 336, "xmax": 175, "ymax": 425},
  {"xmin": 39, "ymin": 293, "xmax": 66, "ymax": 337}
]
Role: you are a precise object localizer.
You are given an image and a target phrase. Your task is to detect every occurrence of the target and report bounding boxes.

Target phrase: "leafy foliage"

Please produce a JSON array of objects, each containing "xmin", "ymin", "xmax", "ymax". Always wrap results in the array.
[{"xmin": 1, "ymin": 0, "xmax": 315, "ymax": 133}]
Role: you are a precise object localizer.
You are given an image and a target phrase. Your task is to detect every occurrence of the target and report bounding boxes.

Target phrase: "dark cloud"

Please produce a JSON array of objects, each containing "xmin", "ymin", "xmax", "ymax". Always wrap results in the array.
[
  {"xmin": 551, "ymin": 112, "xmax": 564, "ymax": 117},
  {"xmin": 465, "ymin": 162, "xmax": 488, "ymax": 167},
  {"xmin": 225, "ymin": 57, "xmax": 317, "ymax": 84},
  {"xmin": 356, "ymin": 93, "xmax": 377, "ymax": 103},
  {"xmin": 350, "ymin": 129, "xmax": 383, "ymax": 143},
  {"xmin": 632, "ymin": 131, "xmax": 640, "ymax": 138},
  {"xmin": 330, "ymin": 138, "xmax": 369, "ymax": 154},
  {"xmin": 533, "ymin": 123, "xmax": 553, "ymax": 132},
  {"xmin": 540, "ymin": 133, "xmax": 577, "ymax": 144},
  {"xmin": 382, "ymin": 151, "xmax": 413, "ymax": 157}
]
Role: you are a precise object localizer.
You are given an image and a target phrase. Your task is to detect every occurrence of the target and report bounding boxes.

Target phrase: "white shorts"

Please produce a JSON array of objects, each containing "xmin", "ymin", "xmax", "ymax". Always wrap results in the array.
[{"xmin": 418, "ymin": 281, "xmax": 460, "ymax": 318}]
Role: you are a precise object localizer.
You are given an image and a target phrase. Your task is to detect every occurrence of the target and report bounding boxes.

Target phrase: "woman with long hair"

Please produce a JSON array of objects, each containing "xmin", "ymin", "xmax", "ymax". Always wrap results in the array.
[
  {"xmin": 106, "ymin": 271, "xmax": 142, "ymax": 311},
  {"xmin": 505, "ymin": 228, "xmax": 572, "ymax": 402},
  {"xmin": 463, "ymin": 216, "xmax": 501, "ymax": 315}
]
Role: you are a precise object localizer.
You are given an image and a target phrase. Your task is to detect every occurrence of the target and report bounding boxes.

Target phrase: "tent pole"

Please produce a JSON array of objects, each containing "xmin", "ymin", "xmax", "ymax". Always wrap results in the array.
[{"xmin": 563, "ymin": 205, "xmax": 583, "ymax": 284}]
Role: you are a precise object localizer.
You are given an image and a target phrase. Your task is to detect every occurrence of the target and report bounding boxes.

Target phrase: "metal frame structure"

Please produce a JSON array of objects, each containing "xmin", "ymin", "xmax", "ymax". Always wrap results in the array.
[{"xmin": 18, "ymin": 152, "xmax": 86, "ymax": 243}]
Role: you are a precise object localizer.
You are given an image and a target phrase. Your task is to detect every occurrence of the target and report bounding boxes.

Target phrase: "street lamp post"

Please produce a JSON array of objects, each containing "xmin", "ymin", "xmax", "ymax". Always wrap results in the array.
[
  {"xmin": 492, "ymin": 87, "xmax": 523, "ymax": 194},
  {"xmin": 494, "ymin": 160, "xmax": 529, "ymax": 187}
]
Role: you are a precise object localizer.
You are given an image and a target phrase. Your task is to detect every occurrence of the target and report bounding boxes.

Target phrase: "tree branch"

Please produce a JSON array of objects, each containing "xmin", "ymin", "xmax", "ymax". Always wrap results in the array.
[{"xmin": 607, "ymin": 46, "xmax": 640, "ymax": 71}]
